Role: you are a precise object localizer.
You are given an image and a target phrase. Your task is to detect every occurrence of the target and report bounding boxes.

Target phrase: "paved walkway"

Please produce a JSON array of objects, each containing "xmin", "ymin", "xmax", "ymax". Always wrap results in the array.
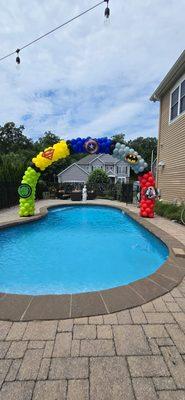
[{"xmin": 0, "ymin": 200, "xmax": 185, "ymax": 399}]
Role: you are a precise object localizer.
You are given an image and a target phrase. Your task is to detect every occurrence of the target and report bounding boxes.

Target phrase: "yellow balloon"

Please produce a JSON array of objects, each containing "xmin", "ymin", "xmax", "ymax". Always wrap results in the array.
[{"xmin": 32, "ymin": 141, "xmax": 69, "ymax": 171}]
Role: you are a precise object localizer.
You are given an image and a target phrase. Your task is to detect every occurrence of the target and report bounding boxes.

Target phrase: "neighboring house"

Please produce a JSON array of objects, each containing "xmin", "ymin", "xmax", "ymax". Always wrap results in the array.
[
  {"xmin": 57, "ymin": 154, "xmax": 130, "ymax": 185},
  {"xmin": 150, "ymin": 50, "xmax": 185, "ymax": 203}
]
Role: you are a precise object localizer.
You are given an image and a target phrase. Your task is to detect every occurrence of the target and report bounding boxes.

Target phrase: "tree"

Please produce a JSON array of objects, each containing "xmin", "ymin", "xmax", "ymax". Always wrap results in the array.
[
  {"xmin": 126, "ymin": 137, "xmax": 157, "ymax": 166},
  {"xmin": 34, "ymin": 131, "xmax": 61, "ymax": 151},
  {"xmin": 112, "ymin": 133, "xmax": 125, "ymax": 144},
  {"xmin": 0, "ymin": 122, "xmax": 33, "ymax": 154},
  {"xmin": 0, "ymin": 153, "xmax": 28, "ymax": 183},
  {"xmin": 87, "ymin": 169, "xmax": 109, "ymax": 194}
]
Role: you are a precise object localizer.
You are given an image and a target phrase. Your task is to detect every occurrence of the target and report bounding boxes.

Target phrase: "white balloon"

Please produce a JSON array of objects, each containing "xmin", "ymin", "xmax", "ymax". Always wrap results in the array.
[
  {"xmin": 119, "ymin": 149, "xmax": 125, "ymax": 155},
  {"xmin": 115, "ymin": 142, "xmax": 121, "ymax": 149},
  {"xmin": 124, "ymin": 147, "xmax": 130, "ymax": 154},
  {"xmin": 129, "ymin": 148, "xmax": 134, "ymax": 153}
]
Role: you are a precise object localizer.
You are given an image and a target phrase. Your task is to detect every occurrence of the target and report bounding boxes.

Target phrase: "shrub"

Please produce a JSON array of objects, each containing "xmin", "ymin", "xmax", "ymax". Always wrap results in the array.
[{"xmin": 155, "ymin": 200, "xmax": 184, "ymax": 224}]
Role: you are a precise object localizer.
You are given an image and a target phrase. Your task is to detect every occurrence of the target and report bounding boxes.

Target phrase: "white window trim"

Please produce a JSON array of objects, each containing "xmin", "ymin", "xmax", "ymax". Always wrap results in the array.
[{"xmin": 169, "ymin": 73, "xmax": 185, "ymax": 124}]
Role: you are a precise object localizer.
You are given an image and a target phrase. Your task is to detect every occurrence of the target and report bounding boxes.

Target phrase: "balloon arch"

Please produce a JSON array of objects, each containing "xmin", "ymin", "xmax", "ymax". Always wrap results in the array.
[{"xmin": 18, "ymin": 137, "xmax": 156, "ymax": 218}]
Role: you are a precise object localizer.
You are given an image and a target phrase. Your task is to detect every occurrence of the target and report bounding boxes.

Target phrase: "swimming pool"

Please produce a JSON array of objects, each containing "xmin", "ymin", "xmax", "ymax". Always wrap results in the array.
[{"xmin": 0, "ymin": 205, "xmax": 168, "ymax": 295}]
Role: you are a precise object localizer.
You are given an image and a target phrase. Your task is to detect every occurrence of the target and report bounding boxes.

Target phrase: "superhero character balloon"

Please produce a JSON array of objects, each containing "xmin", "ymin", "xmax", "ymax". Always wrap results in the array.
[{"xmin": 138, "ymin": 172, "xmax": 156, "ymax": 218}]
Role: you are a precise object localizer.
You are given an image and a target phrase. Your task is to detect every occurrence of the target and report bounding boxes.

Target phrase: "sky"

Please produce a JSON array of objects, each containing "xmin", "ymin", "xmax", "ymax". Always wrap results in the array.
[{"xmin": 0, "ymin": 0, "xmax": 185, "ymax": 142}]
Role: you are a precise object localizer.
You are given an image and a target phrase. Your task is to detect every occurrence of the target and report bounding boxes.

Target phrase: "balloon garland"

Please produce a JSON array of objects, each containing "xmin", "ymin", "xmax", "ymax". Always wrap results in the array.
[
  {"xmin": 19, "ymin": 141, "xmax": 69, "ymax": 216},
  {"xmin": 138, "ymin": 172, "xmax": 156, "ymax": 218},
  {"xmin": 18, "ymin": 137, "xmax": 156, "ymax": 218}
]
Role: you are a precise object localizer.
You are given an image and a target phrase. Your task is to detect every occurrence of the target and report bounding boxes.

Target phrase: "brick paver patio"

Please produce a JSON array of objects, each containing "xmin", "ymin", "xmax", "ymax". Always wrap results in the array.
[
  {"xmin": 0, "ymin": 286, "xmax": 185, "ymax": 399},
  {"xmin": 0, "ymin": 200, "xmax": 185, "ymax": 399}
]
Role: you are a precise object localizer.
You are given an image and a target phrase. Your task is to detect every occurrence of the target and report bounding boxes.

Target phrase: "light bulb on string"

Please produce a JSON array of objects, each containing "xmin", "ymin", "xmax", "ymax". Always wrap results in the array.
[
  {"xmin": 104, "ymin": 0, "xmax": 110, "ymax": 25},
  {"xmin": 16, "ymin": 49, "xmax": 21, "ymax": 69}
]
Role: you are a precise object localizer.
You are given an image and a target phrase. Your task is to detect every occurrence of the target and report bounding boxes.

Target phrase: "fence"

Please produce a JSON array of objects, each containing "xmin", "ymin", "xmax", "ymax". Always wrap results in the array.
[
  {"xmin": 0, "ymin": 182, "xmax": 19, "ymax": 209},
  {"xmin": 104, "ymin": 182, "xmax": 134, "ymax": 203},
  {"xmin": 0, "ymin": 181, "xmax": 134, "ymax": 210}
]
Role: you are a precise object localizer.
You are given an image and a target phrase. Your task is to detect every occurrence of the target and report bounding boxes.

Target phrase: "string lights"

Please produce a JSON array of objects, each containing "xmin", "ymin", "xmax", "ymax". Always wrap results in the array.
[
  {"xmin": 104, "ymin": 0, "xmax": 110, "ymax": 18},
  {"xmin": 15, "ymin": 49, "xmax": 20, "ymax": 65},
  {"xmin": 0, "ymin": 0, "xmax": 110, "ymax": 66}
]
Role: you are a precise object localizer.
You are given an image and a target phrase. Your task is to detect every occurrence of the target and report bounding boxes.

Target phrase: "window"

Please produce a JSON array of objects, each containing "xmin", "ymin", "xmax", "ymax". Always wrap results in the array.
[
  {"xmin": 117, "ymin": 166, "xmax": 125, "ymax": 174},
  {"xmin": 106, "ymin": 165, "xmax": 113, "ymax": 171},
  {"xmin": 180, "ymin": 79, "xmax": 185, "ymax": 114},
  {"xmin": 93, "ymin": 165, "xmax": 102, "ymax": 170},
  {"xmin": 170, "ymin": 87, "xmax": 179, "ymax": 120},
  {"xmin": 170, "ymin": 77, "xmax": 185, "ymax": 121}
]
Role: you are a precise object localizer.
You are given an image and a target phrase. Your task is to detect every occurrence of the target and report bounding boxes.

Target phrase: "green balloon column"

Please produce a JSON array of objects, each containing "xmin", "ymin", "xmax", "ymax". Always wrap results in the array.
[{"xmin": 18, "ymin": 167, "xmax": 41, "ymax": 217}]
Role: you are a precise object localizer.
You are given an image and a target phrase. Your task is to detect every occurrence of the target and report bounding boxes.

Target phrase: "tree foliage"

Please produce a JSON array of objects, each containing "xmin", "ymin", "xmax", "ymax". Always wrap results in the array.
[
  {"xmin": 0, "ymin": 123, "xmax": 87, "ymax": 185},
  {"xmin": 87, "ymin": 169, "xmax": 109, "ymax": 193},
  {"xmin": 112, "ymin": 133, "xmax": 125, "ymax": 144},
  {"xmin": 34, "ymin": 131, "xmax": 61, "ymax": 151},
  {"xmin": 0, "ymin": 122, "xmax": 33, "ymax": 154},
  {"xmin": 0, "ymin": 153, "xmax": 28, "ymax": 184}
]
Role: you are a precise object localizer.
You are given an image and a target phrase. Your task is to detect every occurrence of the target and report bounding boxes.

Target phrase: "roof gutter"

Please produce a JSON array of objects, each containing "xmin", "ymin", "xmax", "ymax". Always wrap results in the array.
[{"xmin": 150, "ymin": 50, "xmax": 185, "ymax": 102}]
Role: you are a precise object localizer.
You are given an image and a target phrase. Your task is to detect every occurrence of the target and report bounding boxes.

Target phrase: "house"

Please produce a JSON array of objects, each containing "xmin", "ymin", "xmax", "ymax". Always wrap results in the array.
[
  {"xmin": 57, "ymin": 154, "xmax": 130, "ymax": 185},
  {"xmin": 150, "ymin": 50, "xmax": 185, "ymax": 203}
]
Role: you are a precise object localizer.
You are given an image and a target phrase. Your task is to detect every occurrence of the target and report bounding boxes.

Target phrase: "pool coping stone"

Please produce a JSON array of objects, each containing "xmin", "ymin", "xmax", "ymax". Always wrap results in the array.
[{"xmin": 0, "ymin": 201, "xmax": 185, "ymax": 321}]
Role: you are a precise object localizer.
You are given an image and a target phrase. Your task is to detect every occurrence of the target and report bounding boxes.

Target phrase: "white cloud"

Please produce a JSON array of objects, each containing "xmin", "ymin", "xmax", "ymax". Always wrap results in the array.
[{"xmin": 0, "ymin": 0, "xmax": 185, "ymax": 141}]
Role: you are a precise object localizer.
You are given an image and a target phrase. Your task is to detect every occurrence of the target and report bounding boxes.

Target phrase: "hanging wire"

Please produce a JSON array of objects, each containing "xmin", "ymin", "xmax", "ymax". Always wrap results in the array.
[{"xmin": 0, "ymin": 0, "xmax": 107, "ymax": 63}]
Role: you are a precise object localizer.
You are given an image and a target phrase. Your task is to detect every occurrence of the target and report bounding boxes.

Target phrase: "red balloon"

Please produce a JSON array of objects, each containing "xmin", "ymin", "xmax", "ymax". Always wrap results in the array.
[
  {"xmin": 146, "ymin": 208, "xmax": 151, "ymax": 214},
  {"xmin": 149, "ymin": 213, "xmax": 154, "ymax": 218},
  {"xmin": 142, "ymin": 211, "xmax": 147, "ymax": 217},
  {"xmin": 145, "ymin": 182, "xmax": 151, "ymax": 188}
]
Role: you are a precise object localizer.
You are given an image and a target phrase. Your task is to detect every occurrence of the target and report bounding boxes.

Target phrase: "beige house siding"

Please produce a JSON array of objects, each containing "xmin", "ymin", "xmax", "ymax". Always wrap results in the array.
[{"xmin": 157, "ymin": 89, "xmax": 185, "ymax": 202}]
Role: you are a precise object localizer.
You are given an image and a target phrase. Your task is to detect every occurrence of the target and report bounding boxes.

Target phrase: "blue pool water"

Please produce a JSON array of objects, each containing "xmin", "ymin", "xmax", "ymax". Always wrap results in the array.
[{"xmin": 0, "ymin": 206, "xmax": 168, "ymax": 294}]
